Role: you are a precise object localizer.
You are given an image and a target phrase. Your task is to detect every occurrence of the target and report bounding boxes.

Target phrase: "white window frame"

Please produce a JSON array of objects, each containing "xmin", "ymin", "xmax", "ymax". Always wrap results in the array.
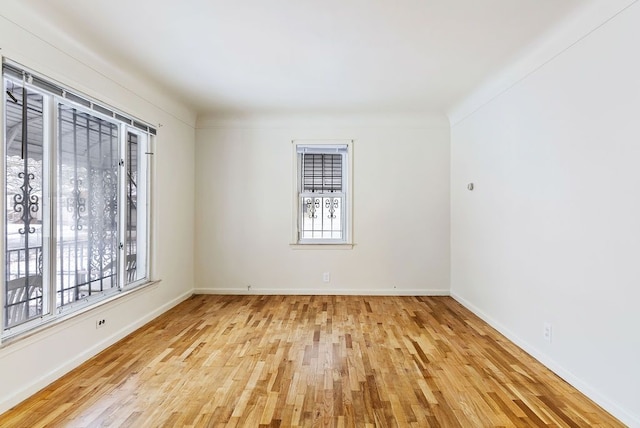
[
  {"xmin": 291, "ymin": 140, "xmax": 353, "ymax": 248},
  {"xmin": 122, "ymin": 127, "xmax": 151, "ymax": 288},
  {"xmin": 1, "ymin": 59, "xmax": 156, "ymax": 342}
]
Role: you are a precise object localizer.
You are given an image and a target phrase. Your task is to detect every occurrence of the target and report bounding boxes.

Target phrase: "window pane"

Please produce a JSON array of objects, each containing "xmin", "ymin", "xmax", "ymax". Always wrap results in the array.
[
  {"xmin": 125, "ymin": 130, "xmax": 147, "ymax": 284},
  {"xmin": 300, "ymin": 195, "xmax": 343, "ymax": 240},
  {"xmin": 3, "ymin": 63, "xmax": 155, "ymax": 337},
  {"xmin": 57, "ymin": 104, "xmax": 119, "ymax": 307},
  {"xmin": 4, "ymin": 80, "xmax": 47, "ymax": 327},
  {"xmin": 302, "ymin": 153, "xmax": 343, "ymax": 192},
  {"xmin": 297, "ymin": 145, "xmax": 347, "ymax": 243}
]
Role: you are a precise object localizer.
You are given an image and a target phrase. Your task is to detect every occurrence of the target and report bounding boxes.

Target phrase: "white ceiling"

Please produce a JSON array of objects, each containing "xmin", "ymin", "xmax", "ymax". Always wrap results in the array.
[{"xmin": 19, "ymin": 0, "xmax": 588, "ymax": 116}]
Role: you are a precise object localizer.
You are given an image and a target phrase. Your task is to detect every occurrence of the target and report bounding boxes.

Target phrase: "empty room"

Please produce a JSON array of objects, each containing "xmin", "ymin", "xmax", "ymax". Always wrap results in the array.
[{"xmin": 1, "ymin": 0, "xmax": 639, "ymax": 426}]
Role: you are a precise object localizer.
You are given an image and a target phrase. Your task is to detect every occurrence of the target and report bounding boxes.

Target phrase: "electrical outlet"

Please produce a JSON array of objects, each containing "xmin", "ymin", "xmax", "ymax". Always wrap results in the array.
[
  {"xmin": 96, "ymin": 319, "xmax": 106, "ymax": 329},
  {"xmin": 543, "ymin": 323, "xmax": 552, "ymax": 343},
  {"xmin": 322, "ymin": 272, "xmax": 330, "ymax": 283}
]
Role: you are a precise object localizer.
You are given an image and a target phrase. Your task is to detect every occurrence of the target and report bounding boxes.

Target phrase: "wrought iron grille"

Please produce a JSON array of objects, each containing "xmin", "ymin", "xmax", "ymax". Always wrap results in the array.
[
  {"xmin": 300, "ymin": 195, "xmax": 344, "ymax": 240},
  {"xmin": 56, "ymin": 104, "xmax": 119, "ymax": 307},
  {"xmin": 125, "ymin": 132, "xmax": 139, "ymax": 284},
  {"xmin": 4, "ymin": 80, "xmax": 45, "ymax": 328}
]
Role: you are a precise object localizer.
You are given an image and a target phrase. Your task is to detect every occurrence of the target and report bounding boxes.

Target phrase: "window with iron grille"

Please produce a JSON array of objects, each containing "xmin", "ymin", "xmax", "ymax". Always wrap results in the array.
[
  {"xmin": 2, "ymin": 61, "xmax": 154, "ymax": 337},
  {"xmin": 295, "ymin": 142, "xmax": 351, "ymax": 244}
]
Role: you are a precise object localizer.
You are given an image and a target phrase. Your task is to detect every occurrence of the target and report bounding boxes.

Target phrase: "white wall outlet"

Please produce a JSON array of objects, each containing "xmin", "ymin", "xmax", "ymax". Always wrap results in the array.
[
  {"xmin": 543, "ymin": 322, "xmax": 552, "ymax": 343},
  {"xmin": 96, "ymin": 319, "xmax": 106, "ymax": 329},
  {"xmin": 323, "ymin": 272, "xmax": 330, "ymax": 283}
]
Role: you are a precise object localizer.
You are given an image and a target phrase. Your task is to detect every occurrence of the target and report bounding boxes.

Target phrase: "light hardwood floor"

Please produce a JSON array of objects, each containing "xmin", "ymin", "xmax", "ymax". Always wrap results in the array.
[{"xmin": 0, "ymin": 295, "xmax": 623, "ymax": 427}]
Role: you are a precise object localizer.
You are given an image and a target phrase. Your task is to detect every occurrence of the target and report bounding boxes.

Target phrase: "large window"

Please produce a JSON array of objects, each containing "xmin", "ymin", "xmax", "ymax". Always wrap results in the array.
[
  {"xmin": 2, "ymin": 61, "xmax": 154, "ymax": 337},
  {"xmin": 294, "ymin": 141, "xmax": 352, "ymax": 245}
]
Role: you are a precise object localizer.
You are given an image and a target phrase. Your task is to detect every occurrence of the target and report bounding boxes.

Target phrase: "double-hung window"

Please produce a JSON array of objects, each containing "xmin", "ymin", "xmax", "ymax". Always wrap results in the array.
[
  {"xmin": 294, "ymin": 141, "xmax": 352, "ymax": 245},
  {"xmin": 2, "ymin": 61, "xmax": 154, "ymax": 338}
]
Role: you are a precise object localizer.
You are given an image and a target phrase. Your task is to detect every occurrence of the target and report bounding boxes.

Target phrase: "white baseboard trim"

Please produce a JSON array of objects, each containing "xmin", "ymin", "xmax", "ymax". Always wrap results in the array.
[
  {"xmin": 193, "ymin": 287, "xmax": 450, "ymax": 296},
  {"xmin": 0, "ymin": 289, "xmax": 192, "ymax": 415},
  {"xmin": 450, "ymin": 291, "xmax": 639, "ymax": 428}
]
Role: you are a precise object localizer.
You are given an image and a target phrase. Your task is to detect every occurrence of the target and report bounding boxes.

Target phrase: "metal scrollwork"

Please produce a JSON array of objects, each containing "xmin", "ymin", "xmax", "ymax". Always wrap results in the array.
[
  {"xmin": 102, "ymin": 170, "xmax": 118, "ymax": 228},
  {"xmin": 37, "ymin": 249, "xmax": 44, "ymax": 276},
  {"xmin": 67, "ymin": 178, "xmax": 86, "ymax": 231},
  {"xmin": 13, "ymin": 171, "xmax": 39, "ymax": 235},
  {"xmin": 88, "ymin": 168, "xmax": 118, "ymax": 281},
  {"xmin": 306, "ymin": 197, "xmax": 320, "ymax": 219},
  {"xmin": 325, "ymin": 198, "xmax": 339, "ymax": 219}
]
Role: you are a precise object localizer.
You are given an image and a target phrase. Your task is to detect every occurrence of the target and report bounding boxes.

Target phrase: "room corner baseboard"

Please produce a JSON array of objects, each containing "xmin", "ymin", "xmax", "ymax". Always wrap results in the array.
[{"xmin": 449, "ymin": 291, "xmax": 640, "ymax": 427}]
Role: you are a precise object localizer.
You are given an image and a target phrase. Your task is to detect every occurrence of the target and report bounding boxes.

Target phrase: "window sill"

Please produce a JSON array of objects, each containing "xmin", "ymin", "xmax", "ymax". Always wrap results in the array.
[
  {"xmin": 1, "ymin": 279, "xmax": 161, "ymax": 348},
  {"xmin": 289, "ymin": 243, "xmax": 354, "ymax": 250}
]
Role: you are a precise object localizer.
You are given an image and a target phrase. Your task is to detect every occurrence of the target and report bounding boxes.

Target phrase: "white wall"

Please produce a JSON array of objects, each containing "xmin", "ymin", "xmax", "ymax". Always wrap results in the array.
[
  {"xmin": 0, "ymin": 4, "xmax": 196, "ymax": 413},
  {"xmin": 450, "ymin": 2, "xmax": 640, "ymax": 425},
  {"xmin": 195, "ymin": 114, "xmax": 450, "ymax": 295}
]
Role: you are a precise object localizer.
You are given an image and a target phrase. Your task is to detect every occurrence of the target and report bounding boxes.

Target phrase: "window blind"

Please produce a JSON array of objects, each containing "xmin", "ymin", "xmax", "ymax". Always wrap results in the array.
[{"xmin": 302, "ymin": 153, "xmax": 343, "ymax": 192}]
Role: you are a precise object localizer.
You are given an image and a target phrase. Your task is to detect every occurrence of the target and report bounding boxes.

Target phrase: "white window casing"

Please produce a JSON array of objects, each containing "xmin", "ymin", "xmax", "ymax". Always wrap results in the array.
[{"xmin": 291, "ymin": 140, "xmax": 353, "ymax": 248}]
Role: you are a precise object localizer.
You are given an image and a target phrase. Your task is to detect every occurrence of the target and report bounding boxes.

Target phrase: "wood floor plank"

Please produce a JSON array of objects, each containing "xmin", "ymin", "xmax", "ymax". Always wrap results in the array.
[{"xmin": 0, "ymin": 295, "xmax": 624, "ymax": 427}]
